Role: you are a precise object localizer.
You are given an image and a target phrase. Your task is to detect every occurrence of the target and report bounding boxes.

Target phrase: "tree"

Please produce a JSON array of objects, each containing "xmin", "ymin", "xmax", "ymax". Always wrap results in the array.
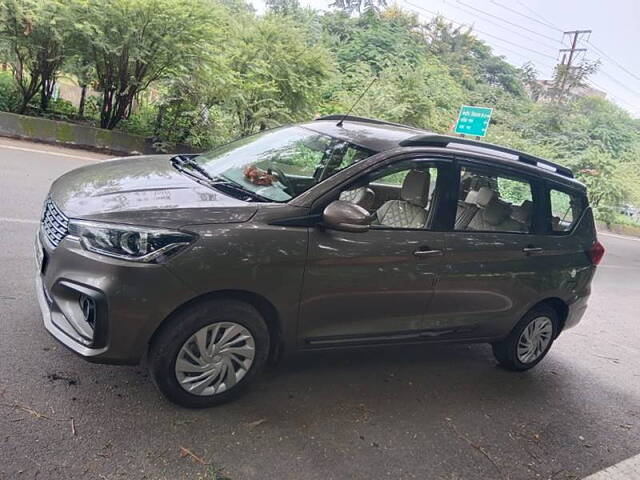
[
  {"xmin": 321, "ymin": 7, "xmax": 427, "ymax": 74},
  {"xmin": 71, "ymin": 0, "xmax": 219, "ymax": 129},
  {"xmin": 65, "ymin": 55, "xmax": 95, "ymax": 118},
  {"xmin": 0, "ymin": 0, "xmax": 70, "ymax": 113},
  {"xmin": 324, "ymin": 58, "xmax": 464, "ymax": 132},
  {"xmin": 150, "ymin": 41, "xmax": 233, "ymax": 148},
  {"xmin": 422, "ymin": 17, "xmax": 525, "ymax": 97},
  {"xmin": 520, "ymin": 62, "xmax": 543, "ymax": 101},
  {"xmin": 226, "ymin": 13, "xmax": 332, "ymax": 135},
  {"xmin": 549, "ymin": 59, "xmax": 600, "ymax": 104},
  {"xmin": 330, "ymin": 0, "xmax": 387, "ymax": 14},
  {"xmin": 265, "ymin": 0, "xmax": 301, "ymax": 15}
]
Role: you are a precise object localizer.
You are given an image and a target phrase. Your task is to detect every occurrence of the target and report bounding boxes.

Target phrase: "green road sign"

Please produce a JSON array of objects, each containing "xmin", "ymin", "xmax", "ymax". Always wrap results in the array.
[{"xmin": 454, "ymin": 105, "xmax": 493, "ymax": 137}]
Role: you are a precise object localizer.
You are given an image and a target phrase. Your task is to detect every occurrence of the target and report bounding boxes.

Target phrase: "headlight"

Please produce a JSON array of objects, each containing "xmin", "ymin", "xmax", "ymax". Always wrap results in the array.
[{"xmin": 68, "ymin": 220, "xmax": 196, "ymax": 263}]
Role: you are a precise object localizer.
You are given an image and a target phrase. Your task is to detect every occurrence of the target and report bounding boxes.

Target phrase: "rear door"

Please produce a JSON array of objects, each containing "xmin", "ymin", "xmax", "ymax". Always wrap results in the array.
[{"xmin": 425, "ymin": 161, "xmax": 546, "ymax": 339}]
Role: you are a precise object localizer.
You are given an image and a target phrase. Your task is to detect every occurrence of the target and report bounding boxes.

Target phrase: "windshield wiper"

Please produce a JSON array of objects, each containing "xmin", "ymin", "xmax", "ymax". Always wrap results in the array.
[
  {"xmin": 171, "ymin": 154, "xmax": 215, "ymax": 182},
  {"xmin": 209, "ymin": 177, "xmax": 270, "ymax": 203},
  {"xmin": 171, "ymin": 155, "xmax": 268, "ymax": 202}
]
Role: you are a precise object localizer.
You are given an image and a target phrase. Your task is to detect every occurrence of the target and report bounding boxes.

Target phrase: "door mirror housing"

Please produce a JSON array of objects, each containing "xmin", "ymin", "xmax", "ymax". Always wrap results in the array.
[{"xmin": 322, "ymin": 200, "xmax": 371, "ymax": 233}]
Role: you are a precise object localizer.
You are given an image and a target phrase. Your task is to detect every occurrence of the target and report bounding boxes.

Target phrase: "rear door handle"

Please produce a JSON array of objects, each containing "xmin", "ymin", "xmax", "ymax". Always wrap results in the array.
[
  {"xmin": 522, "ymin": 247, "xmax": 543, "ymax": 255},
  {"xmin": 413, "ymin": 249, "xmax": 443, "ymax": 258}
]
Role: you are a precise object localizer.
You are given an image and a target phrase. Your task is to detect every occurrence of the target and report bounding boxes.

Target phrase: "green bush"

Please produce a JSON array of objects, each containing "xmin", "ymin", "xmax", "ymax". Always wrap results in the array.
[
  {"xmin": 595, "ymin": 209, "xmax": 640, "ymax": 228},
  {"xmin": 0, "ymin": 71, "xmax": 20, "ymax": 112},
  {"xmin": 46, "ymin": 98, "xmax": 76, "ymax": 120},
  {"xmin": 118, "ymin": 104, "xmax": 157, "ymax": 137}
]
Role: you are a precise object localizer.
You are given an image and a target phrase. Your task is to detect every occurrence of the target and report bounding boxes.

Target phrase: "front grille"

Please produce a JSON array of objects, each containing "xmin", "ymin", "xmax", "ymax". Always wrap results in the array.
[{"xmin": 41, "ymin": 197, "xmax": 69, "ymax": 247}]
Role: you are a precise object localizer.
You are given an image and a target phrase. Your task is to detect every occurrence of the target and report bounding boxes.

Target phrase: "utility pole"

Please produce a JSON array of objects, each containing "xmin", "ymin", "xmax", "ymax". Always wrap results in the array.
[{"xmin": 557, "ymin": 29, "xmax": 591, "ymax": 101}]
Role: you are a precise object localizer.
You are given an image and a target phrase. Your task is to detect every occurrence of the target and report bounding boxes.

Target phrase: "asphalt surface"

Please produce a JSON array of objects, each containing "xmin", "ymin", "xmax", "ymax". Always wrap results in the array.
[{"xmin": 1, "ymin": 138, "xmax": 639, "ymax": 480}]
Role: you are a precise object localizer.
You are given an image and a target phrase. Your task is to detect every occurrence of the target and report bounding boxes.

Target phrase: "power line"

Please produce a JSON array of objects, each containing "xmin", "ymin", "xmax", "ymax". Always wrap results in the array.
[
  {"xmin": 438, "ymin": 0, "xmax": 560, "ymax": 52},
  {"xmin": 586, "ymin": 79, "xmax": 639, "ymax": 112},
  {"xmin": 402, "ymin": 0, "xmax": 558, "ymax": 61},
  {"xmin": 586, "ymin": 40, "xmax": 640, "ymax": 83},
  {"xmin": 491, "ymin": 0, "xmax": 563, "ymax": 33},
  {"xmin": 455, "ymin": 0, "xmax": 563, "ymax": 45},
  {"xmin": 514, "ymin": 1, "xmax": 563, "ymax": 32},
  {"xmin": 490, "ymin": 44, "xmax": 557, "ymax": 71},
  {"xmin": 596, "ymin": 68, "xmax": 640, "ymax": 98}
]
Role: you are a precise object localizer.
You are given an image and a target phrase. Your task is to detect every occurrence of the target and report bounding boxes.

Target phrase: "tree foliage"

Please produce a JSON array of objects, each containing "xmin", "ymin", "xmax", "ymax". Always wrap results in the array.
[
  {"xmin": 0, "ymin": 0, "xmax": 70, "ymax": 112},
  {"xmin": 70, "ymin": 0, "xmax": 219, "ymax": 129},
  {"xmin": 227, "ymin": 13, "xmax": 332, "ymax": 135}
]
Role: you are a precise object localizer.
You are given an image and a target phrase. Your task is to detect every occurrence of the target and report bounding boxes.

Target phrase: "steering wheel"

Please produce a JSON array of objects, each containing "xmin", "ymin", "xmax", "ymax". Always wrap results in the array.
[{"xmin": 269, "ymin": 166, "xmax": 295, "ymax": 196}]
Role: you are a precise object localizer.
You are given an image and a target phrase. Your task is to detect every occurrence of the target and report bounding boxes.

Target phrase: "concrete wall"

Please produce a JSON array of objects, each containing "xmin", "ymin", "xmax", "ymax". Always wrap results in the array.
[{"xmin": 0, "ymin": 111, "xmax": 194, "ymax": 155}]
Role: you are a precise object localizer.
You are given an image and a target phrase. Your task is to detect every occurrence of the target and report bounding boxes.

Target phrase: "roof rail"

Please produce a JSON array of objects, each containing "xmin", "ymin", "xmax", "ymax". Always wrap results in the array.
[
  {"xmin": 315, "ymin": 115, "xmax": 421, "ymax": 131},
  {"xmin": 399, "ymin": 134, "xmax": 574, "ymax": 178}
]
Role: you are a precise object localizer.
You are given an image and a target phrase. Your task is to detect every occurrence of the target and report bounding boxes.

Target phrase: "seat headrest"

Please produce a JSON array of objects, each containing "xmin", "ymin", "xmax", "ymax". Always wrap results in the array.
[
  {"xmin": 339, "ymin": 187, "xmax": 375, "ymax": 211},
  {"xmin": 511, "ymin": 200, "xmax": 533, "ymax": 224},
  {"xmin": 464, "ymin": 187, "xmax": 495, "ymax": 207},
  {"xmin": 483, "ymin": 197, "xmax": 512, "ymax": 226},
  {"xmin": 401, "ymin": 170, "xmax": 430, "ymax": 207}
]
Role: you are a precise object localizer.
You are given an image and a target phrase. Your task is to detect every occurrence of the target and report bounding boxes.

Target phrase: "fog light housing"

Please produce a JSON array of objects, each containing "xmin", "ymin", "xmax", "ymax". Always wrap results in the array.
[{"xmin": 79, "ymin": 294, "xmax": 96, "ymax": 329}]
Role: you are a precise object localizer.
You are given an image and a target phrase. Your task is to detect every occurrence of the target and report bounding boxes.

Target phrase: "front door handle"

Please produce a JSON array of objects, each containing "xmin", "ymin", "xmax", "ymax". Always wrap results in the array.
[
  {"xmin": 522, "ymin": 247, "xmax": 543, "ymax": 255},
  {"xmin": 413, "ymin": 249, "xmax": 443, "ymax": 258}
]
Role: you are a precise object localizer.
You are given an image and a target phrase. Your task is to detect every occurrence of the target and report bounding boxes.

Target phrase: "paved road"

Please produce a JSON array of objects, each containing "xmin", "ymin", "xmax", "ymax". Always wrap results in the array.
[{"xmin": 1, "ymin": 138, "xmax": 639, "ymax": 480}]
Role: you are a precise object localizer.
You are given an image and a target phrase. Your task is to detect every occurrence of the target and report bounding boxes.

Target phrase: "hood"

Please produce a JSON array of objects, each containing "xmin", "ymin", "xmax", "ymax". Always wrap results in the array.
[{"xmin": 49, "ymin": 155, "xmax": 257, "ymax": 228}]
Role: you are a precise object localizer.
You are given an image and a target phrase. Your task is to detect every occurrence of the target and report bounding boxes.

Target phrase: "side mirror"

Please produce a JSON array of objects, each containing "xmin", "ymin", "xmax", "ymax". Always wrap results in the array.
[{"xmin": 322, "ymin": 200, "xmax": 371, "ymax": 233}]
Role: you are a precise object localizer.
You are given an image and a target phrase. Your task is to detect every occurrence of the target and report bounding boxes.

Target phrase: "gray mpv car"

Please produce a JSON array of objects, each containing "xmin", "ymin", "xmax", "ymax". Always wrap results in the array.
[{"xmin": 36, "ymin": 115, "xmax": 604, "ymax": 407}]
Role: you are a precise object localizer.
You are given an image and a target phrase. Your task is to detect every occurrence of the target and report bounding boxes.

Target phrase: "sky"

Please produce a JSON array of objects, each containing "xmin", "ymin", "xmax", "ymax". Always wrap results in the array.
[{"xmin": 251, "ymin": 0, "xmax": 640, "ymax": 117}]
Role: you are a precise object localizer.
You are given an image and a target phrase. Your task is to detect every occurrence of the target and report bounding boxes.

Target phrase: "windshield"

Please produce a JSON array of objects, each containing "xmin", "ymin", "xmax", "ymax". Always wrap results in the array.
[{"xmin": 194, "ymin": 126, "xmax": 373, "ymax": 202}]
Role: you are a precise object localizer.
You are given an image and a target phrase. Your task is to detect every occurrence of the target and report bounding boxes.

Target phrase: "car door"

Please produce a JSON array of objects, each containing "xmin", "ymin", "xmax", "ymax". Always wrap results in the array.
[
  {"xmin": 298, "ymin": 158, "xmax": 451, "ymax": 347},
  {"xmin": 425, "ymin": 161, "xmax": 545, "ymax": 339}
]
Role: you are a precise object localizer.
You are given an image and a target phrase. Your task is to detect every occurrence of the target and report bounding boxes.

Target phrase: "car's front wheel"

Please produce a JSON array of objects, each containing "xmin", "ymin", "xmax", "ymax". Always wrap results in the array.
[
  {"xmin": 148, "ymin": 299, "xmax": 270, "ymax": 408},
  {"xmin": 492, "ymin": 305, "xmax": 559, "ymax": 371}
]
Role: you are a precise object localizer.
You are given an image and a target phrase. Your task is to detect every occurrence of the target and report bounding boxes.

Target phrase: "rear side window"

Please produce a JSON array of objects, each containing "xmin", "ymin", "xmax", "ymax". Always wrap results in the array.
[
  {"xmin": 549, "ymin": 188, "xmax": 584, "ymax": 232},
  {"xmin": 455, "ymin": 167, "xmax": 535, "ymax": 233}
]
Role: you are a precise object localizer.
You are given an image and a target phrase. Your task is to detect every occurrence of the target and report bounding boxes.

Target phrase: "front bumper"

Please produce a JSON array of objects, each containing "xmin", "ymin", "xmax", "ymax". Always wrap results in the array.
[
  {"xmin": 36, "ymin": 230, "xmax": 195, "ymax": 364},
  {"xmin": 36, "ymin": 273, "xmax": 109, "ymax": 359}
]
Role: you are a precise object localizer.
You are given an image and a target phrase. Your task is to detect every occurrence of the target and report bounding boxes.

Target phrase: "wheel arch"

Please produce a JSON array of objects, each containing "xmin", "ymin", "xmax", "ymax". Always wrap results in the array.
[
  {"xmin": 530, "ymin": 297, "xmax": 569, "ymax": 337},
  {"xmin": 148, "ymin": 289, "xmax": 283, "ymax": 361}
]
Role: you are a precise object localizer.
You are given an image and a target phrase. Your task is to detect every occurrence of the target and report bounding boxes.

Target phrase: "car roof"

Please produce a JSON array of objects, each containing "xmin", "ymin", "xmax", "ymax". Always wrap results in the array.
[
  {"xmin": 301, "ymin": 117, "xmax": 426, "ymax": 153},
  {"xmin": 303, "ymin": 115, "xmax": 585, "ymax": 193}
]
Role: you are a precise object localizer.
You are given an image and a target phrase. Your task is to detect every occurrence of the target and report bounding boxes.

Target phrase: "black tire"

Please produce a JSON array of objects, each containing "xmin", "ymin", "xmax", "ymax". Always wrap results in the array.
[
  {"xmin": 492, "ymin": 305, "xmax": 559, "ymax": 371},
  {"xmin": 148, "ymin": 298, "xmax": 270, "ymax": 408}
]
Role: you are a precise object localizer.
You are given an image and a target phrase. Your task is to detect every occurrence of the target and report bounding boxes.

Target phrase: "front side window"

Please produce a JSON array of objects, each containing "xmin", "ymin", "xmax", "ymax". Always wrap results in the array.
[
  {"xmin": 455, "ymin": 167, "xmax": 535, "ymax": 233},
  {"xmin": 194, "ymin": 127, "xmax": 372, "ymax": 202},
  {"xmin": 550, "ymin": 188, "xmax": 584, "ymax": 232},
  {"xmin": 337, "ymin": 161, "xmax": 440, "ymax": 230}
]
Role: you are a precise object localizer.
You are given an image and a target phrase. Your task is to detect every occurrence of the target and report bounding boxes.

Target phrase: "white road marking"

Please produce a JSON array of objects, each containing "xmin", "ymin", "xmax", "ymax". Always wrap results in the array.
[
  {"xmin": 0, "ymin": 217, "xmax": 39, "ymax": 225},
  {"xmin": 583, "ymin": 453, "xmax": 640, "ymax": 479},
  {"xmin": 0, "ymin": 143, "xmax": 102, "ymax": 162},
  {"xmin": 599, "ymin": 232, "xmax": 640, "ymax": 243}
]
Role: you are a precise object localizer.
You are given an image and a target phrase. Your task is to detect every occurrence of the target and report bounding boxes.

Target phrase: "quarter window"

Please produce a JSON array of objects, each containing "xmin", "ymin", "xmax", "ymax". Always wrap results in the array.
[
  {"xmin": 550, "ymin": 189, "xmax": 583, "ymax": 232},
  {"xmin": 455, "ymin": 167, "xmax": 535, "ymax": 233}
]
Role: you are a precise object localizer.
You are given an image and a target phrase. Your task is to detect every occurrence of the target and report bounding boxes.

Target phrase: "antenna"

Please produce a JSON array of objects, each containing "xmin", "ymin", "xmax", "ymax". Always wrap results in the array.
[{"xmin": 336, "ymin": 78, "xmax": 377, "ymax": 127}]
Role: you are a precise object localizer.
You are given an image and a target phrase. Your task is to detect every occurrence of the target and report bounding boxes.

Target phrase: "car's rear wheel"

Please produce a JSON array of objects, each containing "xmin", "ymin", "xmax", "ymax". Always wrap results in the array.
[
  {"xmin": 492, "ymin": 305, "xmax": 559, "ymax": 371},
  {"xmin": 149, "ymin": 299, "xmax": 270, "ymax": 408}
]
